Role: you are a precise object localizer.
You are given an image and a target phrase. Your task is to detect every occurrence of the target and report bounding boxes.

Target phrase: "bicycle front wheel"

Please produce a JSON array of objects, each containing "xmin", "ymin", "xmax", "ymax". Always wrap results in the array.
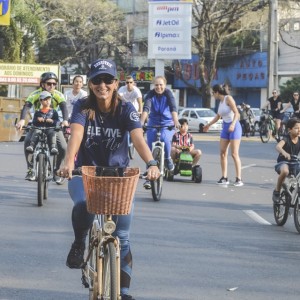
[
  {"xmin": 151, "ymin": 147, "xmax": 163, "ymax": 201},
  {"xmin": 37, "ymin": 153, "xmax": 46, "ymax": 206},
  {"xmin": 260, "ymin": 122, "xmax": 270, "ymax": 143},
  {"xmin": 128, "ymin": 144, "xmax": 135, "ymax": 160},
  {"xmin": 273, "ymin": 189, "xmax": 289, "ymax": 226},
  {"xmin": 294, "ymin": 197, "xmax": 300, "ymax": 233},
  {"xmin": 101, "ymin": 241, "xmax": 118, "ymax": 300}
]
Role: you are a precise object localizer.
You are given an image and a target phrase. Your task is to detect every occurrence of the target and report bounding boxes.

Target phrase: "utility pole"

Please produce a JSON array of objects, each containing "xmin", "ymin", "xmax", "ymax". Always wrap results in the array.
[{"xmin": 268, "ymin": 0, "xmax": 279, "ymax": 96}]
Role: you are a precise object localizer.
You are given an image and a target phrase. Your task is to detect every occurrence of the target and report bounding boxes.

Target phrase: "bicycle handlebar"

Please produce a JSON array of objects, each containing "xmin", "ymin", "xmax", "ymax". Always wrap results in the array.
[{"xmin": 143, "ymin": 125, "xmax": 175, "ymax": 132}]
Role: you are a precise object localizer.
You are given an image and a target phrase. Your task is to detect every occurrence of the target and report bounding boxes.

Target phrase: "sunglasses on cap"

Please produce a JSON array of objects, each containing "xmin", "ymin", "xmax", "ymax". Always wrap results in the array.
[
  {"xmin": 91, "ymin": 76, "xmax": 115, "ymax": 85},
  {"xmin": 45, "ymin": 82, "xmax": 57, "ymax": 87},
  {"xmin": 40, "ymin": 97, "xmax": 51, "ymax": 101}
]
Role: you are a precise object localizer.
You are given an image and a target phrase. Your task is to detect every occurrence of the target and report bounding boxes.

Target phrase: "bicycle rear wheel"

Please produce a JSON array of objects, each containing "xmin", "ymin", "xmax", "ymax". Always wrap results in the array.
[
  {"xmin": 128, "ymin": 143, "xmax": 135, "ymax": 160},
  {"xmin": 294, "ymin": 197, "xmax": 300, "ymax": 233},
  {"xmin": 260, "ymin": 122, "xmax": 270, "ymax": 143},
  {"xmin": 151, "ymin": 147, "xmax": 163, "ymax": 201},
  {"xmin": 87, "ymin": 222, "xmax": 100, "ymax": 300},
  {"xmin": 101, "ymin": 241, "xmax": 118, "ymax": 300},
  {"xmin": 273, "ymin": 189, "xmax": 289, "ymax": 226},
  {"xmin": 37, "ymin": 153, "xmax": 46, "ymax": 206}
]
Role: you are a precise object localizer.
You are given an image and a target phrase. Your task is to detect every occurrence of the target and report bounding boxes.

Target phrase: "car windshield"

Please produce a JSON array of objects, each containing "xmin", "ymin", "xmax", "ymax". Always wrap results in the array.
[
  {"xmin": 196, "ymin": 110, "xmax": 216, "ymax": 118},
  {"xmin": 252, "ymin": 109, "xmax": 261, "ymax": 116}
]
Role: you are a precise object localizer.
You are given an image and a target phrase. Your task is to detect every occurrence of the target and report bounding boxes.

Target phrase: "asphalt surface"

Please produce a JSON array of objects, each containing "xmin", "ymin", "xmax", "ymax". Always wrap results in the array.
[{"xmin": 1, "ymin": 136, "xmax": 300, "ymax": 300}]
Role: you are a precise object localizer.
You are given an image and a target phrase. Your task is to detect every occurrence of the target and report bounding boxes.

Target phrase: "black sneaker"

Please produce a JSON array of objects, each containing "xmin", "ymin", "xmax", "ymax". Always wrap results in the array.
[
  {"xmin": 50, "ymin": 147, "xmax": 58, "ymax": 155},
  {"xmin": 272, "ymin": 190, "xmax": 280, "ymax": 204},
  {"xmin": 26, "ymin": 145, "xmax": 34, "ymax": 153},
  {"xmin": 25, "ymin": 169, "xmax": 35, "ymax": 181},
  {"xmin": 66, "ymin": 242, "xmax": 85, "ymax": 269},
  {"xmin": 217, "ymin": 176, "xmax": 229, "ymax": 185},
  {"xmin": 121, "ymin": 295, "xmax": 135, "ymax": 300},
  {"xmin": 143, "ymin": 180, "xmax": 151, "ymax": 190},
  {"xmin": 233, "ymin": 177, "xmax": 244, "ymax": 187}
]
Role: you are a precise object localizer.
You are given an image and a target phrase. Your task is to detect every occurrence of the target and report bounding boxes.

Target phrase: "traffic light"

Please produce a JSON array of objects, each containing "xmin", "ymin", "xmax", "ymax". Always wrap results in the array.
[{"xmin": 0, "ymin": 0, "xmax": 10, "ymax": 26}]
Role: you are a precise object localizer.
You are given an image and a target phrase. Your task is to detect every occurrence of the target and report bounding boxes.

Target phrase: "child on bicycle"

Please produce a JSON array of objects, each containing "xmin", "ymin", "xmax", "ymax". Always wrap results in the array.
[
  {"xmin": 171, "ymin": 118, "xmax": 202, "ymax": 168},
  {"xmin": 26, "ymin": 91, "xmax": 59, "ymax": 155},
  {"xmin": 273, "ymin": 118, "xmax": 300, "ymax": 203}
]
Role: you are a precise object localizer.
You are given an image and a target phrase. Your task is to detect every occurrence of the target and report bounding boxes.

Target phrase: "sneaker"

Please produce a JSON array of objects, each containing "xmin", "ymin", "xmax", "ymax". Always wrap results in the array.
[
  {"xmin": 50, "ymin": 147, "xmax": 58, "ymax": 155},
  {"xmin": 26, "ymin": 145, "xmax": 34, "ymax": 153},
  {"xmin": 165, "ymin": 158, "xmax": 174, "ymax": 171},
  {"xmin": 25, "ymin": 169, "xmax": 35, "ymax": 181},
  {"xmin": 272, "ymin": 190, "xmax": 280, "ymax": 204},
  {"xmin": 233, "ymin": 177, "xmax": 244, "ymax": 187},
  {"xmin": 121, "ymin": 295, "xmax": 135, "ymax": 300},
  {"xmin": 143, "ymin": 180, "xmax": 151, "ymax": 190},
  {"xmin": 66, "ymin": 242, "xmax": 85, "ymax": 269},
  {"xmin": 217, "ymin": 176, "xmax": 229, "ymax": 185}
]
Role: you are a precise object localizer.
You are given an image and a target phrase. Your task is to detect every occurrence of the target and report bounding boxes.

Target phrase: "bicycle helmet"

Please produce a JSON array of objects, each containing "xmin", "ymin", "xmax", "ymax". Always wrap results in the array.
[{"xmin": 40, "ymin": 72, "xmax": 58, "ymax": 84}]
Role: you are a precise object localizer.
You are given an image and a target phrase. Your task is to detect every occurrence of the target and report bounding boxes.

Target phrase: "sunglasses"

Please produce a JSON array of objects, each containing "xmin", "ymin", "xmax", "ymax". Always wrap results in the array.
[
  {"xmin": 294, "ymin": 94, "xmax": 299, "ymax": 96},
  {"xmin": 45, "ymin": 82, "xmax": 57, "ymax": 87},
  {"xmin": 126, "ymin": 81, "xmax": 133, "ymax": 84},
  {"xmin": 91, "ymin": 76, "xmax": 115, "ymax": 85},
  {"xmin": 41, "ymin": 97, "xmax": 51, "ymax": 101}
]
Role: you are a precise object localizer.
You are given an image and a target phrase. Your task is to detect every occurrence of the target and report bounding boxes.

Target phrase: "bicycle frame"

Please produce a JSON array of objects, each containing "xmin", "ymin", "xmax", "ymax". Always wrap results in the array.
[
  {"xmin": 273, "ymin": 158, "xmax": 300, "ymax": 233},
  {"xmin": 82, "ymin": 214, "xmax": 121, "ymax": 300}
]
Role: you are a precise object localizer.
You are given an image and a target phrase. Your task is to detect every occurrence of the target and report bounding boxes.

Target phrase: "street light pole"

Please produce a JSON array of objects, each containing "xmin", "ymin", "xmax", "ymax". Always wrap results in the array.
[{"xmin": 268, "ymin": 0, "xmax": 278, "ymax": 96}]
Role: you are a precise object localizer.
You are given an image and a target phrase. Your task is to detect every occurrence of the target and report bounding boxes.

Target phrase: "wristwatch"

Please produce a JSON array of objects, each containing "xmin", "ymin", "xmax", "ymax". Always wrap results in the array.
[{"xmin": 147, "ymin": 160, "xmax": 158, "ymax": 168}]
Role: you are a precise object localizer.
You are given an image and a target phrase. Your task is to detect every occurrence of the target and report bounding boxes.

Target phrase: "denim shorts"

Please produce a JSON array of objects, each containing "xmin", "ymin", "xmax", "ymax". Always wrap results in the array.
[
  {"xmin": 275, "ymin": 161, "xmax": 300, "ymax": 176},
  {"xmin": 220, "ymin": 121, "xmax": 242, "ymax": 140}
]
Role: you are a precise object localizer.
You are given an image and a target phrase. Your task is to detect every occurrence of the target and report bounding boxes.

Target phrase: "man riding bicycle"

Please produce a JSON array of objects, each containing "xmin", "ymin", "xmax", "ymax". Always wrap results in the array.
[{"xmin": 16, "ymin": 72, "xmax": 68, "ymax": 181}]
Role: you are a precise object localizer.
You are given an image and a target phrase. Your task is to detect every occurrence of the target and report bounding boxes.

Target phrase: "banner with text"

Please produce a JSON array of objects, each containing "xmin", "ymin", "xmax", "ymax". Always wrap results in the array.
[
  {"xmin": 148, "ymin": 0, "xmax": 192, "ymax": 59},
  {"xmin": 0, "ymin": 63, "xmax": 59, "ymax": 85}
]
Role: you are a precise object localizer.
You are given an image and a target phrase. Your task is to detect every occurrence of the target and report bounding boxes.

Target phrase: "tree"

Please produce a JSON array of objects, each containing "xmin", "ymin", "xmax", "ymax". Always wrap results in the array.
[
  {"xmin": 175, "ymin": 0, "xmax": 268, "ymax": 108},
  {"xmin": 279, "ymin": 77, "xmax": 300, "ymax": 101},
  {"xmin": 0, "ymin": 0, "xmax": 46, "ymax": 63},
  {"xmin": 37, "ymin": 0, "xmax": 127, "ymax": 73}
]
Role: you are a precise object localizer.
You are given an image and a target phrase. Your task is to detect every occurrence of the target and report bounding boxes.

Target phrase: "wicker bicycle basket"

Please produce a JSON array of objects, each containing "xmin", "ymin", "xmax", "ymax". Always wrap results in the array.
[{"xmin": 82, "ymin": 166, "xmax": 140, "ymax": 215}]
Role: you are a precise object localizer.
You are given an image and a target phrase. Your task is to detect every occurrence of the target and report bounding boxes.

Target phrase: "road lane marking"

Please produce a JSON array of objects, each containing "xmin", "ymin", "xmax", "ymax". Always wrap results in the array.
[
  {"xmin": 241, "ymin": 164, "xmax": 256, "ymax": 169},
  {"xmin": 243, "ymin": 210, "xmax": 272, "ymax": 225}
]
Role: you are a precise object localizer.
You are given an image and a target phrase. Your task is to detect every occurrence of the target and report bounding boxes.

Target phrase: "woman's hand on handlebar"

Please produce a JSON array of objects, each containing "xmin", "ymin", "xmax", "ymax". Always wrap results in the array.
[
  {"xmin": 146, "ymin": 166, "xmax": 160, "ymax": 181},
  {"xmin": 57, "ymin": 165, "xmax": 74, "ymax": 180}
]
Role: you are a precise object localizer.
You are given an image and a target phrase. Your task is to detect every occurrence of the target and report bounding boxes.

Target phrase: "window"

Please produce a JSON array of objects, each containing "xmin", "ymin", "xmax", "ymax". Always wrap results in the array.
[{"xmin": 294, "ymin": 22, "xmax": 299, "ymax": 31}]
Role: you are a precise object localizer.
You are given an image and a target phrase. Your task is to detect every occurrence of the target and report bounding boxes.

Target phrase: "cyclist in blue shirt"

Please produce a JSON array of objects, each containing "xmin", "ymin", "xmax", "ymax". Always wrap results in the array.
[
  {"xmin": 58, "ymin": 59, "xmax": 160, "ymax": 300},
  {"xmin": 140, "ymin": 75, "xmax": 180, "ymax": 189}
]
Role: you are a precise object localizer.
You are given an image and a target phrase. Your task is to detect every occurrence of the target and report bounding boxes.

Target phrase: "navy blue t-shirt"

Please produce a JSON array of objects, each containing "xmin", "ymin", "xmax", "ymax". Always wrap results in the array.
[{"xmin": 71, "ymin": 99, "xmax": 141, "ymax": 168}]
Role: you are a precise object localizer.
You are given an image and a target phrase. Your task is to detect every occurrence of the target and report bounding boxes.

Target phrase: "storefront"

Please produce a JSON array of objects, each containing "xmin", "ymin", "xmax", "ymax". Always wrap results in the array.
[{"xmin": 173, "ymin": 52, "xmax": 268, "ymax": 109}]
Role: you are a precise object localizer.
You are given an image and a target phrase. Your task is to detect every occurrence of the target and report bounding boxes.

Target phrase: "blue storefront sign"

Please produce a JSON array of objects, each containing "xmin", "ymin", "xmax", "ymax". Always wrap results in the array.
[{"xmin": 173, "ymin": 52, "xmax": 267, "ymax": 89}]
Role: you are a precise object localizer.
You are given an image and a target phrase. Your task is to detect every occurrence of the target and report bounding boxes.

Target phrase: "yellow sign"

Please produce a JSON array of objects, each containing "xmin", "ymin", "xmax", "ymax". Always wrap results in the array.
[
  {"xmin": 0, "ymin": 0, "xmax": 10, "ymax": 26},
  {"xmin": 0, "ymin": 63, "xmax": 59, "ymax": 85}
]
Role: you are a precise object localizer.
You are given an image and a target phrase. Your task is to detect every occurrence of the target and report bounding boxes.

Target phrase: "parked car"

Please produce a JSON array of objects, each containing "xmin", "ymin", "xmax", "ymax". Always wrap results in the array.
[
  {"xmin": 178, "ymin": 108, "xmax": 223, "ymax": 132},
  {"xmin": 177, "ymin": 106, "xmax": 185, "ymax": 115},
  {"xmin": 251, "ymin": 108, "xmax": 263, "ymax": 131}
]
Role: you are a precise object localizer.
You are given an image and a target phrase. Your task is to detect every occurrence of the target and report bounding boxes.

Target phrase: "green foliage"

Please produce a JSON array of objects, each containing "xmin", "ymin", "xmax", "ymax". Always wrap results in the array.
[
  {"xmin": 0, "ymin": 0, "xmax": 46, "ymax": 63},
  {"xmin": 279, "ymin": 78, "xmax": 300, "ymax": 102}
]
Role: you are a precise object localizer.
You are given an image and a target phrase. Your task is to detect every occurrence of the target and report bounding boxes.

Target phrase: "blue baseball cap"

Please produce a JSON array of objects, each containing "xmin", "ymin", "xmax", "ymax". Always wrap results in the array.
[{"xmin": 88, "ymin": 59, "xmax": 117, "ymax": 80}]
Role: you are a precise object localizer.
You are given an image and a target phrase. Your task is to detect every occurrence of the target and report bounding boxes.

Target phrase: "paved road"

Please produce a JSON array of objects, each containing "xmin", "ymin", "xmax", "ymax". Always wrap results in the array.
[{"xmin": 1, "ymin": 137, "xmax": 300, "ymax": 300}]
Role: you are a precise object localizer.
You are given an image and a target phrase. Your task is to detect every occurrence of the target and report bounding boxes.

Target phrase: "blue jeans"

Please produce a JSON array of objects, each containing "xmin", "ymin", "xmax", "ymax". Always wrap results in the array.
[
  {"xmin": 68, "ymin": 176, "xmax": 134, "ymax": 295},
  {"xmin": 146, "ymin": 127, "xmax": 174, "ymax": 159}
]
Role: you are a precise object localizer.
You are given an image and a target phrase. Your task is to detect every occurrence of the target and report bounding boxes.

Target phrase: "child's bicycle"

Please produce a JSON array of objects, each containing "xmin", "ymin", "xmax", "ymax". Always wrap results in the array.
[
  {"xmin": 168, "ymin": 146, "xmax": 202, "ymax": 183},
  {"xmin": 75, "ymin": 166, "xmax": 139, "ymax": 300},
  {"xmin": 143, "ymin": 125, "xmax": 174, "ymax": 201},
  {"xmin": 23, "ymin": 125, "xmax": 62, "ymax": 206},
  {"xmin": 273, "ymin": 156, "xmax": 300, "ymax": 233}
]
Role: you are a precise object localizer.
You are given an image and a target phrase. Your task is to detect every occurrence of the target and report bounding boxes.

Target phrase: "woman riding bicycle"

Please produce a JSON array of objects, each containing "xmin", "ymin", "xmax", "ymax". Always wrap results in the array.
[
  {"xmin": 58, "ymin": 58, "xmax": 160, "ymax": 300},
  {"xmin": 140, "ymin": 76, "xmax": 181, "ymax": 189}
]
